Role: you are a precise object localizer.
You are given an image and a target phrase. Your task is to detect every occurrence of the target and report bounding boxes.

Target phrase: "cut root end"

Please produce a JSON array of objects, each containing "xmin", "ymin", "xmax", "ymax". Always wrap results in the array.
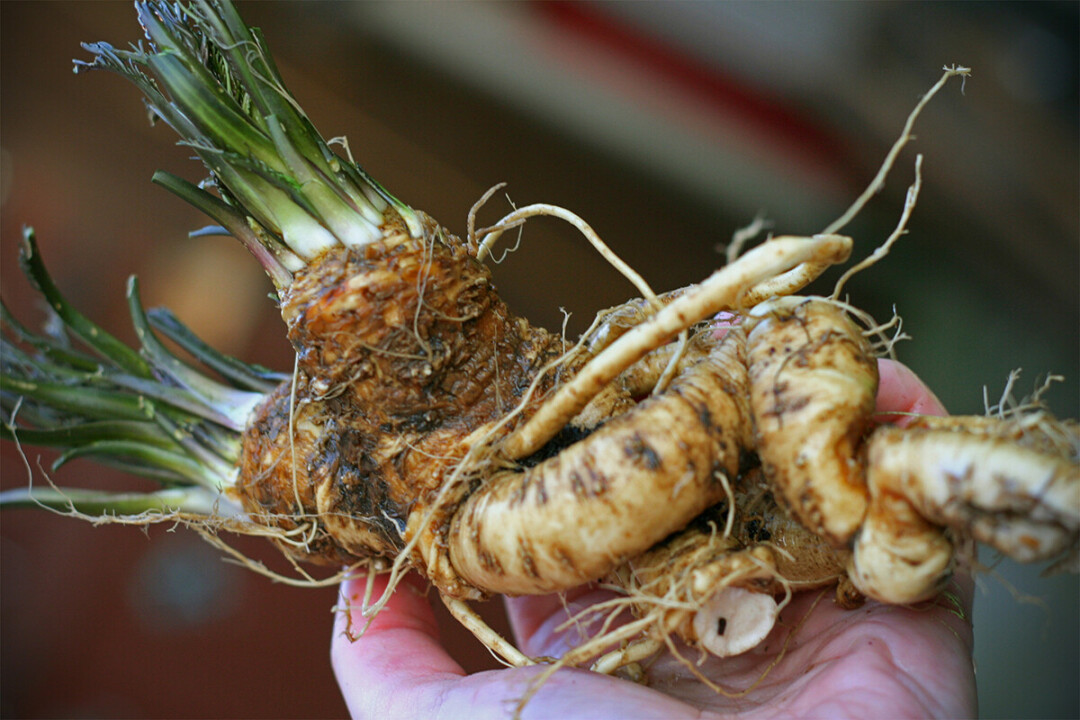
[{"xmin": 693, "ymin": 586, "xmax": 780, "ymax": 657}]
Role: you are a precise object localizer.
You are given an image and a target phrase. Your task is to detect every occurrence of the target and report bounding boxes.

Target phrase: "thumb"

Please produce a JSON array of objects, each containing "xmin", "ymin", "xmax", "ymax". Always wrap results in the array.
[
  {"xmin": 875, "ymin": 358, "xmax": 947, "ymax": 425},
  {"xmin": 331, "ymin": 572, "xmax": 463, "ymax": 718}
]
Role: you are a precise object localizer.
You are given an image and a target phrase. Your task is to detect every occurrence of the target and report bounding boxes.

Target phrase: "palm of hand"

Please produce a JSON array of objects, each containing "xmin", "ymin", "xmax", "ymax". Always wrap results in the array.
[
  {"xmin": 507, "ymin": 580, "xmax": 974, "ymax": 719},
  {"xmin": 333, "ymin": 574, "xmax": 974, "ymax": 719}
]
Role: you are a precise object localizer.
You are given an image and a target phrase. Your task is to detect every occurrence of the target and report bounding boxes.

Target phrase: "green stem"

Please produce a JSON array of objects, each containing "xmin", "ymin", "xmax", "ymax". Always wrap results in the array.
[
  {"xmin": 18, "ymin": 228, "xmax": 151, "ymax": 378},
  {"xmin": 75, "ymin": 0, "xmax": 422, "ymax": 269},
  {"xmin": 0, "ymin": 485, "xmax": 239, "ymax": 517}
]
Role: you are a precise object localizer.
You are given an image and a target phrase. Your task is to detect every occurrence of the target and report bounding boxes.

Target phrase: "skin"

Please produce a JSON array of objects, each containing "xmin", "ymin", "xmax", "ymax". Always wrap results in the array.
[{"xmin": 332, "ymin": 359, "xmax": 978, "ymax": 719}]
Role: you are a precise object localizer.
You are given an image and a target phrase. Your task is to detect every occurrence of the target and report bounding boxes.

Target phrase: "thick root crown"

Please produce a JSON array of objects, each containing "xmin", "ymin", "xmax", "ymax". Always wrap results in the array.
[{"xmin": 238, "ymin": 218, "xmax": 567, "ymax": 568}]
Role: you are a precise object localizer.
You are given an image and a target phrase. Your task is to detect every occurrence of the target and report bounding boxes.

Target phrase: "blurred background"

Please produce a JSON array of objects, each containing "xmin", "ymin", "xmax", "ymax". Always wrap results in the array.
[{"xmin": 2, "ymin": 2, "xmax": 1076, "ymax": 717}]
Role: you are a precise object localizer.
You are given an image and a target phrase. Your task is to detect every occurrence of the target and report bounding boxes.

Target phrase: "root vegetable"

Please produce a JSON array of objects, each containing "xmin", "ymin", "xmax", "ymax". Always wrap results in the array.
[
  {"xmin": 447, "ymin": 328, "xmax": 751, "ymax": 595},
  {"xmin": 745, "ymin": 296, "xmax": 878, "ymax": 545},
  {"xmin": 847, "ymin": 485, "xmax": 955, "ymax": 604},
  {"xmin": 850, "ymin": 420, "xmax": 1080, "ymax": 603},
  {"xmin": 0, "ymin": 2, "xmax": 1077, "ymax": 705}
]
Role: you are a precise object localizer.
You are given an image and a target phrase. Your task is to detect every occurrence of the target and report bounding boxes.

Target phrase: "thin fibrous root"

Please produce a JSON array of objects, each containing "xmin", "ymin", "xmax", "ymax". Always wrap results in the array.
[
  {"xmin": 475, "ymin": 202, "xmax": 661, "ymax": 310},
  {"xmin": 831, "ymin": 154, "xmax": 924, "ymax": 301},
  {"xmin": 501, "ymin": 233, "xmax": 853, "ymax": 461},
  {"xmin": 745, "ymin": 64, "xmax": 966, "ymax": 309},
  {"xmin": 440, "ymin": 593, "xmax": 535, "ymax": 667},
  {"xmin": 722, "ymin": 212, "xmax": 773, "ymax": 265}
]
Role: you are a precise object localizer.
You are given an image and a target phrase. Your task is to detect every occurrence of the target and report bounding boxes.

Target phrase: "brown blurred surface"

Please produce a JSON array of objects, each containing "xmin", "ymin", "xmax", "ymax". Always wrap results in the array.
[{"xmin": 2, "ymin": 2, "xmax": 1077, "ymax": 719}]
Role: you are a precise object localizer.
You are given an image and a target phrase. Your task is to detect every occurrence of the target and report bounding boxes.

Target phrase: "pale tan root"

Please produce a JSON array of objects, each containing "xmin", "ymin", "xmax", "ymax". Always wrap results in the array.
[
  {"xmin": 864, "ymin": 426, "xmax": 1079, "ymax": 563},
  {"xmin": 851, "ymin": 421, "xmax": 1079, "ymax": 603},
  {"xmin": 70, "ymin": 503, "xmax": 361, "ymax": 588},
  {"xmin": 745, "ymin": 296, "xmax": 878, "ymax": 544},
  {"xmin": 590, "ymin": 638, "xmax": 663, "ymax": 676},
  {"xmin": 573, "ymin": 327, "xmax": 713, "ymax": 428},
  {"xmin": 446, "ymin": 330, "xmax": 752, "ymax": 595},
  {"xmin": 848, "ymin": 486, "xmax": 955, "ymax": 604},
  {"xmin": 658, "ymin": 587, "xmax": 831, "ymax": 702},
  {"xmin": 466, "ymin": 182, "xmax": 508, "ymax": 255},
  {"xmin": 379, "ymin": 65, "xmax": 979, "ymax": 704},
  {"xmin": 734, "ymin": 236, "xmax": 850, "ymax": 310},
  {"xmin": 440, "ymin": 593, "xmax": 534, "ymax": 667},
  {"xmin": 501, "ymin": 234, "xmax": 853, "ymax": 461}
]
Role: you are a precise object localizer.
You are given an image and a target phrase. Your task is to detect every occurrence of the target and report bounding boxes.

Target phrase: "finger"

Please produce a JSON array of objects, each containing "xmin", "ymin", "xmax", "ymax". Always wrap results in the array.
[
  {"xmin": 875, "ymin": 358, "xmax": 947, "ymax": 425},
  {"xmin": 331, "ymin": 572, "xmax": 463, "ymax": 718}
]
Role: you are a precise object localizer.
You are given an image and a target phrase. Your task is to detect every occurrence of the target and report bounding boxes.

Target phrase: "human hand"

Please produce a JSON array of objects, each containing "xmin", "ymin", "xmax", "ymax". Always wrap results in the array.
[{"xmin": 331, "ymin": 359, "xmax": 976, "ymax": 719}]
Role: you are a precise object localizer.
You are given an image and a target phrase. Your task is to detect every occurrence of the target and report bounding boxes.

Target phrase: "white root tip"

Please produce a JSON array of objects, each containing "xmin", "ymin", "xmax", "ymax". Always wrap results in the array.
[{"xmin": 693, "ymin": 586, "xmax": 779, "ymax": 657}]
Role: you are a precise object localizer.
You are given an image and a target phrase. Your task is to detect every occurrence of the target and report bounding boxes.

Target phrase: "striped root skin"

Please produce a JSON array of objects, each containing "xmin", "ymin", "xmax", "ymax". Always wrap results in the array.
[
  {"xmin": 850, "ymin": 421, "xmax": 1080, "ymax": 603},
  {"xmin": 744, "ymin": 296, "xmax": 878, "ymax": 546},
  {"xmin": 446, "ymin": 329, "xmax": 751, "ymax": 595}
]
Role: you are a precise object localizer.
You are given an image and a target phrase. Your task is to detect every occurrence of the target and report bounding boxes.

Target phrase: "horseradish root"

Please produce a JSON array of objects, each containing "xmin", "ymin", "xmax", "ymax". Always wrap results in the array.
[{"xmin": 1, "ymin": 3, "xmax": 1076, "ymax": 702}]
